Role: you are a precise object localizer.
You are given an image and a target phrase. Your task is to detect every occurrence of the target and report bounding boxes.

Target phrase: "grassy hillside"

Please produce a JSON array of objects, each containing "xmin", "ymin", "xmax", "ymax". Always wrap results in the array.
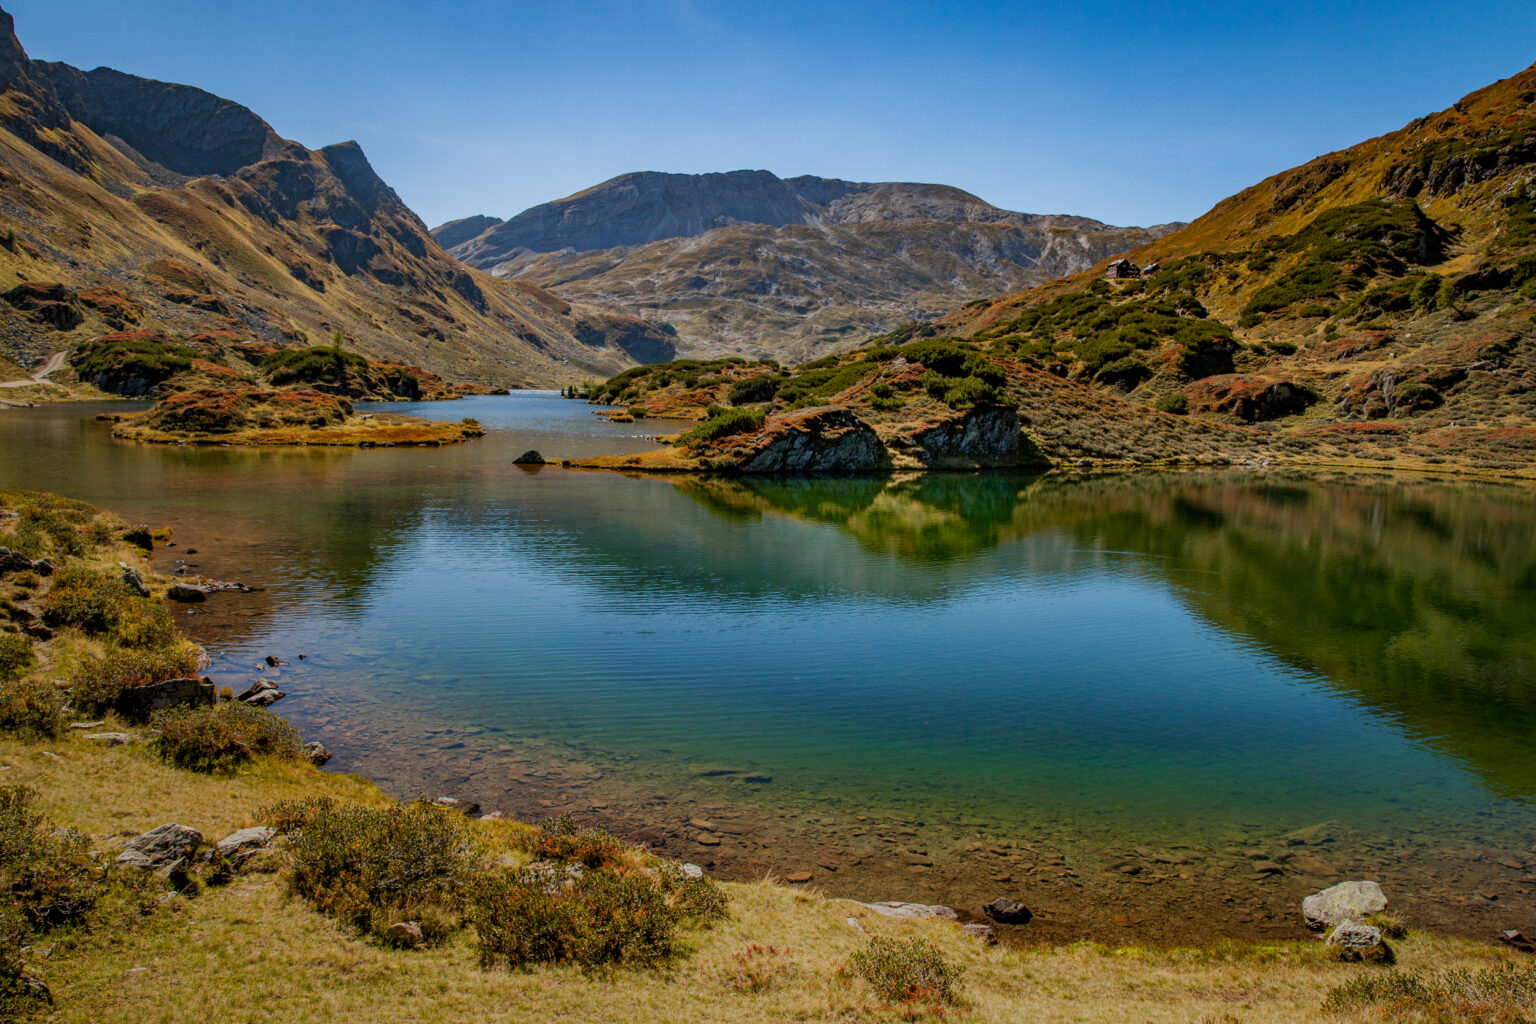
[{"xmin": 0, "ymin": 9, "xmax": 672, "ymax": 389}]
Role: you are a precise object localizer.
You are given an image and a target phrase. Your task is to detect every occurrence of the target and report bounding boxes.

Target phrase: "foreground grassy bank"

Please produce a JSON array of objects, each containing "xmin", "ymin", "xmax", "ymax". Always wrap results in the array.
[{"xmin": 1, "ymin": 490, "xmax": 1532, "ymax": 1022}]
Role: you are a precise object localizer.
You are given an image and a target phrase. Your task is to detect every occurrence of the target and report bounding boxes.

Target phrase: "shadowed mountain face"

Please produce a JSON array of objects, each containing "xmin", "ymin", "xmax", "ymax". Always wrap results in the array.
[
  {"xmin": 0, "ymin": 7, "xmax": 673, "ymax": 384},
  {"xmin": 437, "ymin": 170, "xmax": 1173, "ymax": 361}
]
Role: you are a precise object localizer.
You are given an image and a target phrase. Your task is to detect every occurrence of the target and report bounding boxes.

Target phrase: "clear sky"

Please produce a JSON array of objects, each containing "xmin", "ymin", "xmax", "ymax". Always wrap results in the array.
[{"xmin": 8, "ymin": 1, "xmax": 1535, "ymax": 230}]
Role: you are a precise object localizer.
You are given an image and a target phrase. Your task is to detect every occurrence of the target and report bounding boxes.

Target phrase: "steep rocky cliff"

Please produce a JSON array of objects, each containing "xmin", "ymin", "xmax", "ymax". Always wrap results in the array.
[
  {"xmin": 437, "ymin": 171, "xmax": 1174, "ymax": 362},
  {"xmin": 0, "ymin": 6, "xmax": 671, "ymax": 386}
]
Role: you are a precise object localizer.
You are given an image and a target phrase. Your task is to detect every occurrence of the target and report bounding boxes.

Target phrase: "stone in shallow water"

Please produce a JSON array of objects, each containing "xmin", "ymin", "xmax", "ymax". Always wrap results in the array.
[
  {"xmin": 1303, "ymin": 880, "xmax": 1387, "ymax": 931},
  {"xmin": 984, "ymin": 897, "xmax": 1033, "ymax": 925}
]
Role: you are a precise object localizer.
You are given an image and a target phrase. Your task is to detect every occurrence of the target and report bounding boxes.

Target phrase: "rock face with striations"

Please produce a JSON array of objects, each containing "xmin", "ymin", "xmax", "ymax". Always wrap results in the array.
[
  {"xmin": 908, "ymin": 406, "xmax": 1026, "ymax": 466},
  {"xmin": 738, "ymin": 407, "xmax": 884, "ymax": 473}
]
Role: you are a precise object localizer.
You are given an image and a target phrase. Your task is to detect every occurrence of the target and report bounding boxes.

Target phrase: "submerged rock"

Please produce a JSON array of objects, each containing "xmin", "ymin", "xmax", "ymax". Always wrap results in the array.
[
  {"xmin": 165, "ymin": 583, "xmax": 207, "ymax": 603},
  {"xmin": 1303, "ymin": 879, "xmax": 1387, "ymax": 931},
  {"xmin": 984, "ymin": 897, "xmax": 1033, "ymax": 925}
]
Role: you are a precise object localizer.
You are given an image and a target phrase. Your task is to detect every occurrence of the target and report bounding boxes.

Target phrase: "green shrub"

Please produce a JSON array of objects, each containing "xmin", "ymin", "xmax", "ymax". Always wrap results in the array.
[
  {"xmin": 726, "ymin": 376, "xmax": 780, "ymax": 405},
  {"xmin": 0, "ymin": 635, "xmax": 33, "ymax": 683},
  {"xmin": 670, "ymin": 874, "xmax": 729, "ymax": 923},
  {"xmin": 70, "ymin": 337, "xmax": 197, "ymax": 392},
  {"xmin": 1154, "ymin": 392, "xmax": 1189, "ymax": 415},
  {"xmin": 260, "ymin": 346, "xmax": 369, "ymax": 386},
  {"xmin": 1094, "ymin": 356, "xmax": 1151, "ymax": 389},
  {"xmin": 941, "ymin": 377, "xmax": 1001, "ymax": 409},
  {"xmin": 0, "ymin": 676, "xmax": 64, "ymax": 740},
  {"xmin": 266, "ymin": 798, "xmax": 474, "ymax": 942},
  {"xmin": 678, "ymin": 408, "xmax": 765, "ymax": 448},
  {"xmin": 0, "ymin": 786, "xmax": 102, "ymax": 929},
  {"xmin": 40, "ymin": 566, "xmax": 131, "ymax": 636},
  {"xmin": 849, "ymin": 936, "xmax": 964, "ymax": 1007},
  {"xmin": 69, "ymin": 644, "xmax": 200, "ymax": 715},
  {"xmin": 155, "ymin": 702, "xmax": 302, "ymax": 773},
  {"xmin": 473, "ymin": 866, "xmax": 678, "ymax": 970}
]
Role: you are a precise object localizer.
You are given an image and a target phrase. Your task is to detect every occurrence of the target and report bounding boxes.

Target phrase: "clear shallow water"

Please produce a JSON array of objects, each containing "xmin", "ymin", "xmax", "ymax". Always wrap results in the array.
[{"xmin": 2, "ymin": 394, "xmax": 1535, "ymax": 932}]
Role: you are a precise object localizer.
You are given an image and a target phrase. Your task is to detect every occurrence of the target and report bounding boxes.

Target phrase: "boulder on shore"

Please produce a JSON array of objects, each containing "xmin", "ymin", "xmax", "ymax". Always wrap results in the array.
[
  {"xmin": 303, "ymin": 741, "xmax": 332, "ymax": 766},
  {"xmin": 116, "ymin": 823, "xmax": 203, "ymax": 874},
  {"xmin": 1326, "ymin": 920, "xmax": 1393, "ymax": 963},
  {"xmin": 114, "ymin": 677, "xmax": 214, "ymax": 723},
  {"xmin": 1303, "ymin": 879, "xmax": 1387, "ymax": 931}
]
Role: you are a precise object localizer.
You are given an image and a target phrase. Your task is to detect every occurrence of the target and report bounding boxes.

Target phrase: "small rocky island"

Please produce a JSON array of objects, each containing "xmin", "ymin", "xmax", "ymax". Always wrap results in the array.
[{"xmin": 106, "ymin": 387, "xmax": 482, "ymax": 447}]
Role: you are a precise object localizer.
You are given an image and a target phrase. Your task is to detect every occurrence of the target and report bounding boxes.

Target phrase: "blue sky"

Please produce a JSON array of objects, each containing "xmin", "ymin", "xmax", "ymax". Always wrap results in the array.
[{"xmin": 9, "ymin": 1, "xmax": 1535, "ymax": 229}]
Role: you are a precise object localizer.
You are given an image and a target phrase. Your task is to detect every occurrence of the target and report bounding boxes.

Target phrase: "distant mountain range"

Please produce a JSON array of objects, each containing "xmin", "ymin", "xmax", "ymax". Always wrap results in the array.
[
  {"xmin": 0, "ymin": 6, "xmax": 673, "ymax": 387},
  {"xmin": 435, "ymin": 171, "xmax": 1177, "ymax": 361}
]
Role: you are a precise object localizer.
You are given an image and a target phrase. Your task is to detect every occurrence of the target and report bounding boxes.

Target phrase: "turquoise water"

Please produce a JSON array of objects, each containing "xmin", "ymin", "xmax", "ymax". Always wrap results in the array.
[{"xmin": 2, "ymin": 393, "xmax": 1534, "ymax": 861}]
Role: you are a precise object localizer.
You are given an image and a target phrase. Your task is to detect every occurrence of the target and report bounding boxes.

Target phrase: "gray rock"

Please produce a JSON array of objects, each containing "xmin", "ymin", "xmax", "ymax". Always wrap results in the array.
[
  {"xmin": 235, "ymin": 678, "xmax": 278, "ymax": 702},
  {"xmin": 302, "ymin": 741, "xmax": 331, "ymax": 766},
  {"xmin": 856, "ymin": 901, "xmax": 958, "ymax": 920},
  {"xmin": 0, "ymin": 546, "xmax": 36, "ymax": 573},
  {"xmin": 385, "ymin": 921, "xmax": 423, "ymax": 948},
  {"xmin": 431, "ymin": 796, "xmax": 482, "ymax": 816},
  {"xmin": 116, "ymin": 823, "xmax": 203, "ymax": 874},
  {"xmin": 241, "ymin": 689, "xmax": 284, "ymax": 708},
  {"xmin": 215, "ymin": 826, "xmax": 276, "ymax": 866},
  {"xmin": 1326, "ymin": 920, "xmax": 1392, "ymax": 962},
  {"xmin": 680, "ymin": 863, "xmax": 705, "ymax": 880},
  {"xmin": 83, "ymin": 732, "xmax": 135, "ymax": 745},
  {"xmin": 512, "ymin": 450, "xmax": 545, "ymax": 465},
  {"xmin": 1304, "ymin": 880, "xmax": 1387, "ymax": 931},
  {"xmin": 68, "ymin": 720, "xmax": 106, "ymax": 730},
  {"xmin": 962, "ymin": 922, "xmax": 998, "ymax": 944},
  {"xmin": 118, "ymin": 562, "xmax": 150, "ymax": 597},
  {"xmin": 114, "ymin": 677, "xmax": 213, "ymax": 723},
  {"xmin": 912, "ymin": 407, "xmax": 1024, "ymax": 466},
  {"xmin": 740, "ymin": 407, "xmax": 883, "ymax": 473},
  {"xmin": 165, "ymin": 583, "xmax": 207, "ymax": 603},
  {"xmin": 984, "ymin": 897, "xmax": 1033, "ymax": 925}
]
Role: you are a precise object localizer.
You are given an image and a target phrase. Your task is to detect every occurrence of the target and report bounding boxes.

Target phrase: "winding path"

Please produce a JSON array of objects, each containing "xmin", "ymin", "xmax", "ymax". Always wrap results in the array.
[{"xmin": 0, "ymin": 349, "xmax": 66, "ymax": 388}]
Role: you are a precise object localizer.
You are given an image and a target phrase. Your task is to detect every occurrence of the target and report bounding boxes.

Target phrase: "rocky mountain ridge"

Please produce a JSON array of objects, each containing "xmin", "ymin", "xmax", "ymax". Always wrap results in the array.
[
  {"xmin": 0, "ymin": 6, "xmax": 673, "ymax": 387},
  {"xmin": 438, "ymin": 170, "xmax": 1175, "ymax": 362}
]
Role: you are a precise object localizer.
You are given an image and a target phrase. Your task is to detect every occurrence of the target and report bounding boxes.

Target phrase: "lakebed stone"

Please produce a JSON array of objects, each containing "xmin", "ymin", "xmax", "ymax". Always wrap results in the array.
[
  {"xmin": 1303, "ymin": 880, "xmax": 1387, "ymax": 931},
  {"xmin": 984, "ymin": 897, "xmax": 1033, "ymax": 925}
]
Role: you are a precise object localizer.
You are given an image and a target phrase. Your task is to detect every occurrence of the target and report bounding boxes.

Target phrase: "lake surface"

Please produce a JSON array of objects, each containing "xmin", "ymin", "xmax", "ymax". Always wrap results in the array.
[{"xmin": 2, "ymin": 393, "xmax": 1534, "ymax": 942}]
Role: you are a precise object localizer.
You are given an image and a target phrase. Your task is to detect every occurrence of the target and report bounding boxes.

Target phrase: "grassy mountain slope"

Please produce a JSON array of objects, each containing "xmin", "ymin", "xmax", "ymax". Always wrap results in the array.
[
  {"xmin": 0, "ymin": 7, "xmax": 672, "ymax": 389},
  {"xmin": 437, "ymin": 170, "xmax": 1172, "ymax": 363},
  {"xmin": 934, "ymin": 62, "xmax": 1536, "ymax": 458}
]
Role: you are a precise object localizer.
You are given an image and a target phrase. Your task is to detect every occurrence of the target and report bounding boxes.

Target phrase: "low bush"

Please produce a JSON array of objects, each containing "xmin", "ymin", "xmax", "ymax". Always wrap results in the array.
[
  {"xmin": 678, "ymin": 408, "xmax": 765, "ymax": 448},
  {"xmin": 0, "ymin": 635, "xmax": 32, "ymax": 682},
  {"xmin": 0, "ymin": 676, "xmax": 65, "ymax": 739},
  {"xmin": 40, "ymin": 567, "xmax": 131, "ymax": 636},
  {"xmin": 526, "ymin": 814, "xmax": 624, "ymax": 869},
  {"xmin": 265, "ymin": 798, "xmax": 475, "ymax": 943},
  {"xmin": 69, "ymin": 644, "xmax": 200, "ymax": 714},
  {"xmin": 1153, "ymin": 392, "xmax": 1189, "ymax": 415},
  {"xmin": 727, "ymin": 376, "xmax": 780, "ymax": 405},
  {"xmin": 0, "ymin": 787, "xmax": 101, "ymax": 930},
  {"xmin": 473, "ymin": 866, "xmax": 677, "ymax": 970},
  {"xmin": 260, "ymin": 346, "xmax": 369, "ymax": 386},
  {"xmin": 849, "ymin": 936, "xmax": 964, "ymax": 1007},
  {"xmin": 155, "ymin": 701, "xmax": 302, "ymax": 773},
  {"xmin": 941, "ymin": 376, "xmax": 1002, "ymax": 409}
]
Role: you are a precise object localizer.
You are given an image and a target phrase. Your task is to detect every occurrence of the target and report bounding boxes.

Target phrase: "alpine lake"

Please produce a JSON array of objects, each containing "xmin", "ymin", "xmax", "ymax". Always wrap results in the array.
[{"xmin": 2, "ymin": 392, "xmax": 1534, "ymax": 944}]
